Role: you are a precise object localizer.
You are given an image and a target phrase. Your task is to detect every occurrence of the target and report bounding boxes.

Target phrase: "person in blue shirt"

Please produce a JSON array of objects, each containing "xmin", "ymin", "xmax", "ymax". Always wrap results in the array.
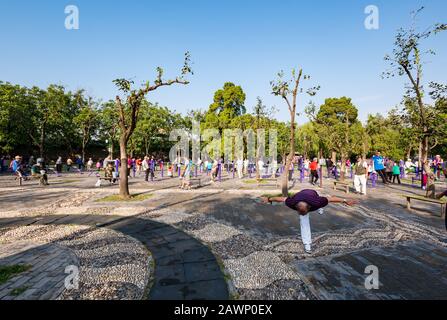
[{"xmin": 372, "ymin": 151, "xmax": 390, "ymax": 184}]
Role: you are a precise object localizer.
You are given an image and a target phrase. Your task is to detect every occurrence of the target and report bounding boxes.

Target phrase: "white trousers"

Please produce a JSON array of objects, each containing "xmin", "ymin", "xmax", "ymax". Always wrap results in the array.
[
  {"xmin": 300, "ymin": 214, "xmax": 312, "ymax": 246},
  {"xmin": 354, "ymin": 174, "xmax": 367, "ymax": 194},
  {"xmin": 237, "ymin": 166, "xmax": 243, "ymax": 179}
]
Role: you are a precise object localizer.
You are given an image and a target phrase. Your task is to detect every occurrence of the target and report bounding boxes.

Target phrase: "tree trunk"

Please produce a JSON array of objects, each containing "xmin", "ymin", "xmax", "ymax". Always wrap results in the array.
[
  {"xmin": 340, "ymin": 154, "xmax": 346, "ymax": 181},
  {"xmin": 281, "ymin": 120, "xmax": 295, "ymax": 197},
  {"xmin": 39, "ymin": 124, "xmax": 45, "ymax": 158},
  {"xmin": 421, "ymin": 134, "xmax": 436, "ymax": 198},
  {"xmin": 119, "ymin": 138, "xmax": 130, "ymax": 199},
  {"xmin": 331, "ymin": 151, "xmax": 337, "ymax": 164},
  {"xmin": 406, "ymin": 146, "xmax": 412, "ymax": 160}
]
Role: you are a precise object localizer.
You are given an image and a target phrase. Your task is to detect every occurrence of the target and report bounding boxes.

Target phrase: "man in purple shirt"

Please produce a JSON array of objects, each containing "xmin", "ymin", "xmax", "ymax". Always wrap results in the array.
[
  {"xmin": 262, "ymin": 190, "xmax": 357, "ymax": 254},
  {"xmin": 436, "ymin": 190, "xmax": 447, "ymax": 230}
]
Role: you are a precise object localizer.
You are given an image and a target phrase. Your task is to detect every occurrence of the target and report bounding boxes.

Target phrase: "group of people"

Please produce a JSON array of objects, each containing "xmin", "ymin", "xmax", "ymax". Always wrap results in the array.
[{"xmin": 6, "ymin": 155, "xmax": 49, "ymax": 185}]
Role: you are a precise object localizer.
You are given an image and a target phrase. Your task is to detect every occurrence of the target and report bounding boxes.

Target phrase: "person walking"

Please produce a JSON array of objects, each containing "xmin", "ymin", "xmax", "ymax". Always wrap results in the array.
[
  {"xmin": 372, "ymin": 151, "xmax": 389, "ymax": 184},
  {"xmin": 262, "ymin": 190, "xmax": 357, "ymax": 253},
  {"xmin": 236, "ymin": 158, "xmax": 244, "ymax": 179},
  {"xmin": 142, "ymin": 156, "xmax": 150, "ymax": 182},
  {"xmin": 436, "ymin": 190, "xmax": 447, "ymax": 230},
  {"xmin": 392, "ymin": 161, "xmax": 402, "ymax": 184},
  {"xmin": 309, "ymin": 158, "xmax": 319, "ymax": 185},
  {"xmin": 385, "ymin": 159, "xmax": 394, "ymax": 182},
  {"xmin": 87, "ymin": 158, "xmax": 93, "ymax": 171},
  {"xmin": 56, "ymin": 156, "xmax": 63, "ymax": 174},
  {"xmin": 66, "ymin": 157, "xmax": 73, "ymax": 172},
  {"xmin": 354, "ymin": 156, "xmax": 368, "ymax": 195}
]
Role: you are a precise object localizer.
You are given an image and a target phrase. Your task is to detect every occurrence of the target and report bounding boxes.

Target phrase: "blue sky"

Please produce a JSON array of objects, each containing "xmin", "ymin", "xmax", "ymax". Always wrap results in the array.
[{"xmin": 0, "ymin": 0, "xmax": 446, "ymax": 124}]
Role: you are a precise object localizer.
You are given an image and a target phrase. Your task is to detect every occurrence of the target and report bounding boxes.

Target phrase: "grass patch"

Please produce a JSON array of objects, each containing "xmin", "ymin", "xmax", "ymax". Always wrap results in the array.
[
  {"xmin": 260, "ymin": 192, "xmax": 294, "ymax": 198},
  {"xmin": 10, "ymin": 286, "xmax": 29, "ymax": 296},
  {"xmin": 0, "ymin": 265, "xmax": 32, "ymax": 285},
  {"xmin": 243, "ymin": 179, "xmax": 269, "ymax": 184},
  {"xmin": 95, "ymin": 193, "xmax": 154, "ymax": 202}
]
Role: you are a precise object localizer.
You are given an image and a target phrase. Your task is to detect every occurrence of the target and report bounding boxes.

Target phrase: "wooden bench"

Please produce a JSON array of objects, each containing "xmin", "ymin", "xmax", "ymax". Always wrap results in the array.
[
  {"xmin": 190, "ymin": 177, "xmax": 202, "ymax": 187},
  {"xmin": 402, "ymin": 194, "xmax": 446, "ymax": 218},
  {"xmin": 333, "ymin": 180, "xmax": 350, "ymax": 194}
]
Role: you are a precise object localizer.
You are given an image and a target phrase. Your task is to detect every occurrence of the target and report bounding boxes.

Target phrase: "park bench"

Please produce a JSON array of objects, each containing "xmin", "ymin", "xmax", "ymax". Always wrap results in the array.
[
  {"xmin": 402, "ymin": 194, "xmax": 446, "ymax": 218},
  {"xmin": 333, "ymin": 180, "xmax": 350, "ymax": 194},
  {"xmin": 190, "ymin": 177, "xmax": 202, "ymax": 187}
]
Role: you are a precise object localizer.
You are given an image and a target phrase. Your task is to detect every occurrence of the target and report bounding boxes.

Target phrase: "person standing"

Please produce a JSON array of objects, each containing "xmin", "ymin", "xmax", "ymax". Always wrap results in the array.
[
  {"xmin": 385, "ymin": 159, "xmax": 394, "ymax": 182},
  {"xmin": 66, "ymin": 157, "xmax": 73, "ymax": 172},
  {"xmin": 309, "ymin": 158, "xmax": 319, "ymax": 185},
  {"xmin": 149, "ymin": 156, "xmax": 156, "ymax": 181},
  {"xmin": 262, "ymin": 190, "xmax": 357, "ymax": 253},
  {"xmin": 87, "ymin": 158, "xmax": 94, "ymax": 171},
  {"xmin": 436, "ymin": 190, "xmax": 447, "ymax": 230},
  {"xmin": 56, "ymin": 156, "xmax": 63, "ymax": 174},
  {"xmin": 372, "ymin": 151, "xmax": 389, "ymax": 184},
  {"xmin": 142, "ymin": 156, "xmax": 150, "ymax": 182},
  {"xmin": 392, "ymin": 161, "xmax": 402, "ymax": 184},
  {"xmin": 180, "ymin": 160, "xmax": 192, "ymax": 190},
  {"xmin": 354, "ymin": 156, "xmax": 368, "ymax": 195},
  {"xmin": 12, "ymin": 156, "xmax": 25, "ymax": 179},
  {"xmin": 236, "ymin": 158, "xmax": 244, "ymax": 179}
]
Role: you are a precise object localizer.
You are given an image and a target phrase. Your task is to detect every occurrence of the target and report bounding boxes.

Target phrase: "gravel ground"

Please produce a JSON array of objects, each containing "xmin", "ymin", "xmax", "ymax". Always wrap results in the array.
[{"xmin": 0, "ymin": 225, "xmax": 153, "ymax": 300}]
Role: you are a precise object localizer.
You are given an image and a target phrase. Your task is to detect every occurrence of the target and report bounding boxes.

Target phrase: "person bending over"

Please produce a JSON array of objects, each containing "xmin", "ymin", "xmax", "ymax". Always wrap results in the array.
[
  {"xmin": 261, "ymin": 190, "xmax": 357, "ymax": 254},
  {"xmin": 436, "ymin": 190, "xmax": 447, "ymax": 231}
]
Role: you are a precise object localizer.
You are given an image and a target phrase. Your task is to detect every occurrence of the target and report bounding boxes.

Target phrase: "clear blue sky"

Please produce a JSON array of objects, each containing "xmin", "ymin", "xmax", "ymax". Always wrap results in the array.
[{"xmin": 0, "ymin": 0, "xmax": 446, "ymax": 124}]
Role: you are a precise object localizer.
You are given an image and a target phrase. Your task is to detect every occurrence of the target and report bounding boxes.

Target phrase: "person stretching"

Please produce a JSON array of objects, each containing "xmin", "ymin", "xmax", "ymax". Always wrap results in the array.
[{"xmin": 261, "ymin": 190, "xmax": 357, "ymax": 254}]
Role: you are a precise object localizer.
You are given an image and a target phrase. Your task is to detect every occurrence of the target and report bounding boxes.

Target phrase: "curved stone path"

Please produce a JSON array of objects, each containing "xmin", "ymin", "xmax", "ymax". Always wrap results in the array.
[
  {"xmin": 101, "ymin": 217, "xmax": 229, "ymax": 300},
  {"xmin": 0, "ymin": 213, "xmax": 229, "ymax": 300}
]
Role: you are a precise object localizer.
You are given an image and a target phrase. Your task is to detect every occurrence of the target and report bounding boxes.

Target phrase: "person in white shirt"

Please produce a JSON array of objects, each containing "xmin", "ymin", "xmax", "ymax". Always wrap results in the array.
[
  {"xmin": 142, "ymin": 156, "xmax": 150, "ymax": 182},
  {"xmin": 236, "ymin": 158, "xmax": 244, "ymax": 179},
  {"xmin": 353, "ymin": 156, "xmax": 368, "ymax": 195},
  {"xmin": 87, "ymin": 158, "xmax": 94, "ymax": 171}
]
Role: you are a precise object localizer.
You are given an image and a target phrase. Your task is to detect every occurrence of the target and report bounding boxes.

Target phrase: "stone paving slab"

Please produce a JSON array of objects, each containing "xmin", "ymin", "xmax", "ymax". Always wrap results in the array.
[
  {"xmin": 0, "ymin": 242, "xmax": 77, "ymax": 300},
  {"xmin": 108, "ymin": 218, "xmax": 229, "ymax": 300},
  {"xmin": 293, "ymin": 240, "xmax": 447, "ymax": 300}
]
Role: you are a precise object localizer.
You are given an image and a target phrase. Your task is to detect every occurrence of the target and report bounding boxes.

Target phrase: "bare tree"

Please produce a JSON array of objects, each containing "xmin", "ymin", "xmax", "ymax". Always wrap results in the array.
[
  {"xmin": 113, "ymin": 52, "xmax": 192, "ymax": 198},
  {"xmin": 383, "ymin": 7, "xmax": 446, "ymax": 197},
  {"xmin": 271, "ymin": 69, "xmax": 319, "ymax": 196}
]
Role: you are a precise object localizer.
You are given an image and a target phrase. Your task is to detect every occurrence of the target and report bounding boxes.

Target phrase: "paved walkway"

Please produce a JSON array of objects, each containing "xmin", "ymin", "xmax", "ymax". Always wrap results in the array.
[
  {"xmin": 0, "ymin": 212, "xmax": 229, "ymax": 300},
  {"xmin": 105, "ymin": 218, "xmax": 229, "ymax": 300},
  {"xmin": 295, "ymin": 240, "xmax": 447, "ymax": 299},
  {"xmin": 1, "ymin": 171, "xmax": 446, "ymax": 300},
  {"xmin": 0, "ymin": 242, "xmax": 77, "ymax": 300}
]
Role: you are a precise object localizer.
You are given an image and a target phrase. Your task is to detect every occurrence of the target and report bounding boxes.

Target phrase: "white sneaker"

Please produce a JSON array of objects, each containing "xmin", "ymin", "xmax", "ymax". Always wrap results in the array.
[{"xmin": 318, "ymin": 208, "xmax": 324, "ymax": 215}]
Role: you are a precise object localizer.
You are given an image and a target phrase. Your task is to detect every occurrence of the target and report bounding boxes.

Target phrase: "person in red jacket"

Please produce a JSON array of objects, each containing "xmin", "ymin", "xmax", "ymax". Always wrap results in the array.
[{"xmin": 309, "ymin": 158, "xmax": 319, "ymax": 185}]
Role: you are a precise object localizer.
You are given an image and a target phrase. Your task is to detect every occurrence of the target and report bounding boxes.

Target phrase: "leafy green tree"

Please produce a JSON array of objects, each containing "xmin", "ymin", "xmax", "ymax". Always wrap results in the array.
[
  {"xmin": 312, "ymin": 97, "xmax": 363, "ymax": 181},
  {"xmin": 206, "ymin": 82, "xmax": 246, "ymax": 130},
  {"xmin": 0, "ymin": 82, "xmax": 34, "ymax": 155},
  {"xmin": 74, "ymin": 96, "xmax": 99, "ymax": 162}
]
